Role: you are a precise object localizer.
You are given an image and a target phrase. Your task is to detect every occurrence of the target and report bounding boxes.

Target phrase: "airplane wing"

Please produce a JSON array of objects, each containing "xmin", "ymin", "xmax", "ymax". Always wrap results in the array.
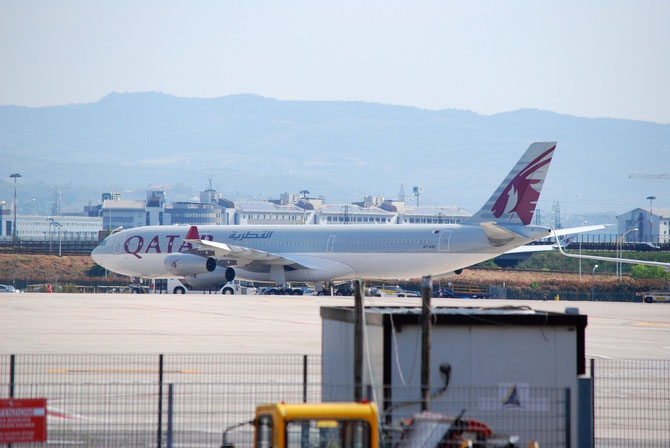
[
  {"xmin": 504, "ymin": 244, "xmax": 555, "ymax": 254},
  {"xmin": 502, "ymin": 224, "xmax": 608, "ymax": 255},
  {"xmin": 184, "ymin": 226, "xmax": 307, "ymax": 268},
  {"xmin": 552, "ymin": 224, "xmax": 609, "ymax": 236},
  {"xmin": 552, "ymin": 229, "xmax": 670, "ymax": 269}
]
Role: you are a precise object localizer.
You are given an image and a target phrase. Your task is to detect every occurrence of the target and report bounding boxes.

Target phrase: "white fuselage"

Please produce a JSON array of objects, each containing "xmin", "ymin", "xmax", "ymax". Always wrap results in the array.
[{"xmin": 91, "ymin": 223, "xmax": 550, "ymax": 283}]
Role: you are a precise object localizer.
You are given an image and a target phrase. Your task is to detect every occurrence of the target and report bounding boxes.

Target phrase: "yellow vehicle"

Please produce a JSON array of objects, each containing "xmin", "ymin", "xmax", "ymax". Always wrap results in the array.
[{"xmin": 251, "ymin": 402, "xmax": 378, "ymax": 448}]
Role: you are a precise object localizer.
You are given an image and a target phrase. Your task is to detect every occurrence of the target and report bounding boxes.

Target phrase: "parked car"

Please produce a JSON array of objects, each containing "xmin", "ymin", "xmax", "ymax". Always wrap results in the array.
[
  {"xmin": 634, "ymin": 242, "xmax": 661, "ymax": 251},
  {"xmin": 0, "ymin": 284, "xmax": 20, "ymax": 293}
]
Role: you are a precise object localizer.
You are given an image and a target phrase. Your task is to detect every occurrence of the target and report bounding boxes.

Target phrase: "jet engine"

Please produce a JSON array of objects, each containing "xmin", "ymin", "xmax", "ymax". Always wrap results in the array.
[
  {"xmin": 181, "ymin": 266, "xmax": 235, "ymax": 290},
  {"xmin": 164, "ymin": 254, "xmax": 216, "ymax": 276}
]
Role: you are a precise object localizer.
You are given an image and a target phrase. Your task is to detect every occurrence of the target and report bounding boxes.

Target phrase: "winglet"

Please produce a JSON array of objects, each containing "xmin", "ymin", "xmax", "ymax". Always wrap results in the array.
[{"xmin": 185, "ymin": 225, "xmax": 200, "ymax": 242}]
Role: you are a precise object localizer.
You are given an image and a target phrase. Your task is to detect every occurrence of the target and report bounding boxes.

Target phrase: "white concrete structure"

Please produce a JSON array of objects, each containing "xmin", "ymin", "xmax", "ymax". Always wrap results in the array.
[
  {"xmin": 321, "ymin": 306, "xmax": 586, "ymax": 447},
  {"xmin": 617, "ymin": 207, "xmax": 670, "ymax": 243},
  {"xmin": 397, "ymin": 205, "xmax": 470, "ymax": 224},
  {"xmin": 315, "ymin": 203, "xmax": 396, "ymax": 225},
  {"xmin": 0, "ymin": 215, "xmax": 102, "ymax": 241},
  {"xmin": 234, "ymin": 201, "xmax": 309, "ymax": 225}
]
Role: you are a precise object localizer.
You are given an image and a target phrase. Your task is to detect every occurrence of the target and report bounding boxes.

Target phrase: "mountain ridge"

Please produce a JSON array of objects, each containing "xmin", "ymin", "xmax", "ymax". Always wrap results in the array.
[{"xmin": 1, "ymin": 92, "xmax": 668, "ymax": 219}]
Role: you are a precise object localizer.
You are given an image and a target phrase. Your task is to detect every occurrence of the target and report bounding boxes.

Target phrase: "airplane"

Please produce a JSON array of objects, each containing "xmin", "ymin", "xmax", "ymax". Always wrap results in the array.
[{"xmin": 92, "ymin": 141, "xmax": 576, "ymax": 289}]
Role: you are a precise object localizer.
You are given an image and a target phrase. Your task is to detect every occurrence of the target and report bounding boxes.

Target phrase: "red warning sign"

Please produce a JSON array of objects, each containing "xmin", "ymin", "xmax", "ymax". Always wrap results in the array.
[{"xmin": 0, "ymin": 398, "xmax": 47, "ymax": 443}]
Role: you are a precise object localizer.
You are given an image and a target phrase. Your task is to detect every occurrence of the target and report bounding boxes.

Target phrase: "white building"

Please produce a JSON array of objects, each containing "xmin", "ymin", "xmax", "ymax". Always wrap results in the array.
[
  {"xmin": 617, "ymin": 207, "xmax": 670, "ymax": 243},
  {"xmin": 315, "ymin": 204, "xmax": 396, "ymax": 225},
  {"xmin": 234, "ymin": 201, "xmax": 309, "ymax": 225},
  {"xmin": 397, "ymin": 205, "xmax": 470, "ymax": 224},
  {"xmin": 101, "ymin": 199, "xmax": 147, "ymax": 230},
  {"xmin": 91, "ymin": 189, "xmax": 473, "ymax": 230},
  {"xmin": 0, "ymin": 215, "xmax": 102, "ymax": 241}
]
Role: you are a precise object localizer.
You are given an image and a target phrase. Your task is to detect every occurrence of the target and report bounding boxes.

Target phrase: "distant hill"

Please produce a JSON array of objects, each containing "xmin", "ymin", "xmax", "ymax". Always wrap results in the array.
[{"xmin": 1, "ymin": 92, "xmax": 668, "ymax": 218}]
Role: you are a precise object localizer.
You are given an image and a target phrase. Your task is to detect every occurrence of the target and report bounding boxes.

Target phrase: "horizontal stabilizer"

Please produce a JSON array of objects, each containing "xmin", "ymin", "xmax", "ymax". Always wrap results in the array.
[{"xmin": 479, "ymin": 222, "xmax": 522, "ymax": 246}]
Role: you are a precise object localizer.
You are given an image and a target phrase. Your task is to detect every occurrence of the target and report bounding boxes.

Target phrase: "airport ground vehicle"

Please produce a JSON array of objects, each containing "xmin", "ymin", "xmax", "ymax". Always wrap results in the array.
[
  {"xmin": 222, "ymin": 402, "xmax": 379, "ymax": 448},
  {"xmin": 315, "ymin": 284, "xmax": 355, "ymax": 296},
  {"xmin": 162, "ymin": 278, "xmax": 252, "ymax": 295},
  {"xmin": 438, "ymin": 283, "xmax": 490, "ymax": 299},
  {"xmin": 641, "ymin": 290, "xmax": 670, "ymax": 303},
  {"xmin": 371, "ymin": 285, "xmax": 421, "ymax": 297},
  {"xmin": 258, "ymin": 285, "xmax": 305, "ymax": 295},
  {"xmin": 395, "ymin": 410, "xmax": 520, "ymax": 447},
  {"xmin": 221, "ymin": 402, "xmax": 520, "ymax": 448}
]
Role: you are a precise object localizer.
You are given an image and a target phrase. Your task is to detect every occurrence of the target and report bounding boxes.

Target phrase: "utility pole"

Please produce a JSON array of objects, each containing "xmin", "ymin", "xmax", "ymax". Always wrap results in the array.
[
  {"xmin": 647, "ymin": 196, "xmax": 656, "ymax": 243},
  {"xmin": 9, "ymin": 173, "xmax": 21, "ymax": 241}
]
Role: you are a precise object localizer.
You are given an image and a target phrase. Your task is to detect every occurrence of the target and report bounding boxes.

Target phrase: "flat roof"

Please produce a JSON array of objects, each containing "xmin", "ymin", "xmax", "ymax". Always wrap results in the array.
[{"xmin": 320, "ymin": 305, "xmax": 587, "ymax": 328}]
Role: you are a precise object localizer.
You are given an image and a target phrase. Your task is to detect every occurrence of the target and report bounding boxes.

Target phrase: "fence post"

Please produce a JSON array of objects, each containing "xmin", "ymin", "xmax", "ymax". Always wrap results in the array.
[
  {"xmin": 354, "ymin": 280, "xmax": 364, "ymax": 402},
  {"xmin": 303, "ymin": 355, "xmax": 308, "ymax": 403},
  {"xmin": 421, "ymin": 276, "xmax": 432, "ymax": 412},
  {"xmin": 9, "ymin": 354, "xmax": 15, "ymax": 398},
  {"xmin": 591, "ymin": 359, "xmax": 595, "ymax": 448},
  {"xmin": 578, "ymin": 378, "xmax": 593, "ymax": 448},
  {"xmin": 158, "ymin": 354, "xmax": 164, "ymax": 448},
  {"xmin": 167, "ymin": 383, "xmax": 174, "ymax": 448},
  {"xmin": 565, "ymin": 387, "xmax": 572, "ymax": 448}
]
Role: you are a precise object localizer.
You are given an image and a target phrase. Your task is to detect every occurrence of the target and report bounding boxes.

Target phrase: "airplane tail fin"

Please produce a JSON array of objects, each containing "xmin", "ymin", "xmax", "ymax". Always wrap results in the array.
[{"xmin": 465, "ymin": 142, "xmax": 556, "ymax": 225}]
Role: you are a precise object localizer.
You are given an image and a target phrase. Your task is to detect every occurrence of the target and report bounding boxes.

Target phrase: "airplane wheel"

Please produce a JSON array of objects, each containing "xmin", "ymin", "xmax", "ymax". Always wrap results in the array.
[{"xmin": 173, "ymin": 286, "xmax": 185, "ymax": 294}]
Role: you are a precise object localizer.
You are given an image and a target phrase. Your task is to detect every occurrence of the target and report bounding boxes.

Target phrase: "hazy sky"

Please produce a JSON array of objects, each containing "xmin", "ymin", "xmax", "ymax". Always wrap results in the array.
[{"xmin": 1, "ymin": 0, "xmax": 669, "ymax": 123}]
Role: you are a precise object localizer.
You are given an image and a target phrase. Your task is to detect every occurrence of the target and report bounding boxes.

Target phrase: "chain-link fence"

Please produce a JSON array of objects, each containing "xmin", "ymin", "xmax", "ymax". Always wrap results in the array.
[
  {"xmin": 1, "ymin": 355, "xmax": 669, "ymax": 446},
  {"xmin": 592, "ymin": 358, "xmax": 670, "ymax": 447}
]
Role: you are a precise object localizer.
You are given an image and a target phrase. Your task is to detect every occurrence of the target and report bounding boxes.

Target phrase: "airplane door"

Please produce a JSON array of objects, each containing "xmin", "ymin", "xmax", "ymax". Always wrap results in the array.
[
  {"xmin": 438, "ymin": 230, "xmax": 451, "ymax": 252},
  {"xmin": 326, "ymin": 235, "xmax": 335, "ymax": 252}
]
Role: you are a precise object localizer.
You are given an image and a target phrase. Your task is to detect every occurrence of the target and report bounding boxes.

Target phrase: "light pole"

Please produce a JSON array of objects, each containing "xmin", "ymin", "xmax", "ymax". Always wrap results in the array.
[
  {"xmin": 48, "ymin": 218, "xmax": 62, "ymax": 257},
  {"xmin": 9, "ymin": 173, "xmax": 21, "ymax": 241},
  {"xmin": 579, "ymin": 221, "xmax": 587, "ymax": 281},
  {"xmin": 591, "ymin": 264, "xmax": 598, "ymax": 301},
  {"xmin": 617, "ymin": 228, "xmax": 638, "ymax": 279},
  {"xmin": 646, "ymin": 196, "xmax": 656, "ymax": 243},
  {"xmin": 299, "ymin": 190, "xmax": 309, "ymax": 224}
]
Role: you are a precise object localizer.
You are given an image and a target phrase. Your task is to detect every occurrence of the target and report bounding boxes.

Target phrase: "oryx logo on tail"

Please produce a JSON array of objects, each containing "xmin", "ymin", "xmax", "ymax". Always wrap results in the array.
[{"xmin": 491, "ymin": 146, "xmax": 555, "ymax": 225}]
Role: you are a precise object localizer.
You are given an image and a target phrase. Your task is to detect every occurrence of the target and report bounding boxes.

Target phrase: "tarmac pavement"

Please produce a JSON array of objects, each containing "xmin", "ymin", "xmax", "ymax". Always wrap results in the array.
[{"xmin": 1, "ymin": 293, "xmax": 669, "ymax": 358}]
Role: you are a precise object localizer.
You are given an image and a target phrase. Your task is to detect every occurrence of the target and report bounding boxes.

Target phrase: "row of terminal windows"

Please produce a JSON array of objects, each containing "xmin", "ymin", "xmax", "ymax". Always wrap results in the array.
[
  {"xmin": 406, "ymin": 217, "xmax": 460, "ymax": 224},
  {"xmin": 242, "ymin": 214, "xmax": 299, "ymax": 220},
  {"xmin": 326, "ymin": 216, "xmax": 389, "ymax": 222},
  {"xmin": 172, "ymin": 213, "xmax": 219, "ymax": 218},
  {"xmin": 21, "ymin": 221, "xmax": 100, "ymax": 228}
]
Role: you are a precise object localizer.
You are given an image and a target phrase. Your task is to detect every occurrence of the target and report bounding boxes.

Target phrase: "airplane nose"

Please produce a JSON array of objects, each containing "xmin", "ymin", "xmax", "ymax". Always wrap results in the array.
[
  {"xmin": 91, "ymin": 244, "xmax": 101, "ymax": 263},
  {"xmin": 91, "ymin": 243, "xmax": 106, "ymax": 267}
]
